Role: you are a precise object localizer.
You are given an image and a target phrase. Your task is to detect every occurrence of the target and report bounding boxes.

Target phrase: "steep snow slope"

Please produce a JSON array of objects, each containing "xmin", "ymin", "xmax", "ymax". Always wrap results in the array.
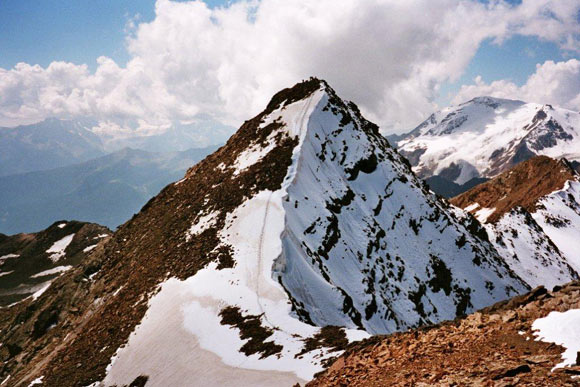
[
  {"xmin": 0, "ymin": 79, "xmax": 529, "ymax": 387},
  {"xmin": 451, "ymin": 156, "xmax": 579, "ymax": 288},
  {"xmin": 103, "ymin": 80, "xmax": 528, "ymax": 385},
  {"xmin": 533, "ymin": 180, "xmax": 580, "ymax": 272},
  {"xmin": 398, "ymin": 97, "xmax": 580, "ymax": 184}
]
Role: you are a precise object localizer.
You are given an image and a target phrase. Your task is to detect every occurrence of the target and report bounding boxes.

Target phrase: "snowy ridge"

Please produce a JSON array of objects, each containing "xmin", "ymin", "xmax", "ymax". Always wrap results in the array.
[
  {"xmin": 485, "ymin": 208, "xmax": 577, "ymax": 289},
  {"xmin": 104, "ymin": 87, "xmax": 348, "ymax": 385},
  {"xmin": 398, "ymin": 97, "xmax": 580, "ymax": 184},
  {"xmin": 452, "ymin": 159, "xmax": 580, "ymax": 289},
  {"xmin": 102, "ymin": 81, "xmax": 528, "ymax": 385},
  {"xmin": 533, "ymin": 180, "xmax": 580, "ymax": 272}
]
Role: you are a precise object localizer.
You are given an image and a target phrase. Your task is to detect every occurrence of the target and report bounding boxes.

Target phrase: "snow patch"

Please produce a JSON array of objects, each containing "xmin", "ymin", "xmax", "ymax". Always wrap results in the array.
[
  {"xmin": 30, "ymin": 266, "xmax": 72, "ymax": 278},
  {"xmin": 233, "ymin": 140, "xmax": 277, "ymax": 175},
  {"xmin": 28, "ymin": 376, "xmax": 44, "ymax": 386},
  {"xmin": 185, "ymin": 211, "xmax": 219, "ymax": 241},
  {"xmin": 32, "ymin": 282, "xmax": 52, "ymax": 300},
  {"xmin": 474, "ymin": 207, "xmax": 496, "ymax": 223},
  {"xmin": 533, "ymin": 309, "xmax": 580, "ymax": 370},
  {"xmin": 46, "ymin": 234, "xmax": 75, "ymax": 262},
  {"xmin": 83, "ymin": 244, "xmax": 98, "ymax": 253},
  {"xmin": 464, "ymin": 203, "xmax": 480, "ymax": 212}
]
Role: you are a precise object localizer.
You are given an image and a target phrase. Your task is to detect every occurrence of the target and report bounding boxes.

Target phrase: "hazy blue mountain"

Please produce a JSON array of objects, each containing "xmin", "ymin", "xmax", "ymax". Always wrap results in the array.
[
  {"xmin": 0, "ymin": 117, "xmax": 234, "ymax": 176},
  {"xmin": 0, "ymin": 118, "xmax": 105, "ymax": 177},
  {"xmin": 0, "ymin": 146, "xmax": 218, "ymax": 234}
]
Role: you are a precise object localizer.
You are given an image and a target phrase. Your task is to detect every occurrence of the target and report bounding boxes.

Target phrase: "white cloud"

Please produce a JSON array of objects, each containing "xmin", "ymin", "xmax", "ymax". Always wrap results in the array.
[
  {"xmin": 0, "ymin": 0, "xmax": 579, "ymax": 134},
  {"xmin": 452, "ymin": 59, "xmax": 580, "ymax": 111}
]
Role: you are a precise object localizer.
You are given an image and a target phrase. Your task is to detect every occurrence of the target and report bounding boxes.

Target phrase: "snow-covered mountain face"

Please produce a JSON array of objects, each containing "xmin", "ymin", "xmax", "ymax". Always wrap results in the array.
[
  {"xmin": 0, "ymin": 79, "xmax": 531, "ymax": 386},
  {"xmin": 451, "ymin": 156, "xmax": 580, "ymax": 289},
  {"xmin": 398, "ymin": 97, "xmax": 580, "ymax": 184},
  {"xmin": 103, "ymin": 80, "xmax": 529, "ymax": 384}
]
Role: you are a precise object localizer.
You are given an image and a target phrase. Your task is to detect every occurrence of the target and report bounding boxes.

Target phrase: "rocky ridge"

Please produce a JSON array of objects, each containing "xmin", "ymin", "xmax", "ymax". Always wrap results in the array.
[
  {"xmin": 308, "ymin": 281, "xmax": 580, "ymax": 386},
  {"xmin": 450, "ymin": 156, "xmax": 580, "ymax": 288},
  {"xmin": 0, "ymin": 221, "xmax": 111, "ymax": 307}
]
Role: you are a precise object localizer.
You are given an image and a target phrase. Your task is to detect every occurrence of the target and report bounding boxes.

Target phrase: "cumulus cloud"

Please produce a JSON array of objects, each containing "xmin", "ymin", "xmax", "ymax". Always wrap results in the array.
[
  {"xmin": 0, "ymin": 0, "xmax": 579, "ymax": 134},
  {"xmin": 452, "ymin": 59, "xmax": 580, "ymax": 111}
]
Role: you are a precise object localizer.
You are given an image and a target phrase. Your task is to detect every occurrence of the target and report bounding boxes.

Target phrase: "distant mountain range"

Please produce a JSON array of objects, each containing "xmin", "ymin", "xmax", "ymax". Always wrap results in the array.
[
  {"xmin": 0, "ymin": 117, "xmax": 233, "ymax": 176},
  {"xmin": 394, "ymin": 96, "xmax": 580, "ymax": 194},
  {"xmin": 0, "ymin": 146, "xmax": 218, "ymax": 234}
]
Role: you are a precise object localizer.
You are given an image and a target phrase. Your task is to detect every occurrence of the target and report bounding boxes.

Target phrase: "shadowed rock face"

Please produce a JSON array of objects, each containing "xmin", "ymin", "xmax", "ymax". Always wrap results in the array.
[
  {"xmin": 308, "ymin": 281, "xmax": 580, "ymax": 387},
  {"xmin": 0, "ymin": 221, "xmax": 111, "ymax": 306}
]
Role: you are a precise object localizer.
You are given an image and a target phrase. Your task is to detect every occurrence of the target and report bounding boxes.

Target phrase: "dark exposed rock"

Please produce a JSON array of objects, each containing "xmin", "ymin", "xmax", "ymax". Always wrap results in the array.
[{"xmin": 492, "ymin": 364, "xmax": 531, "ymax": 380}]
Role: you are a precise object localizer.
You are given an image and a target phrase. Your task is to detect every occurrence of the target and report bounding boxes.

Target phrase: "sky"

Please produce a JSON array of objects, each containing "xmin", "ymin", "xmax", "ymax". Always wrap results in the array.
[{"xmin": 0, "ymin": 0, "xmax": 579, "ymax": 134}]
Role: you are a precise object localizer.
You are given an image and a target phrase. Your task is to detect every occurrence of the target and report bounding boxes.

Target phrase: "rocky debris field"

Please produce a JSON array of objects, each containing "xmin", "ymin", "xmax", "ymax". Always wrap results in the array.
[{"xmin": 308, "ymin": 281, "xmax": 580, "ymax": 386}]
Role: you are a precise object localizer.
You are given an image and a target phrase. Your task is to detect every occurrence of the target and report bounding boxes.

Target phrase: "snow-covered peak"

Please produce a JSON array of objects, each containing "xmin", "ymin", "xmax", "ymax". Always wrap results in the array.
[
  {"xmin": 102, "ymin": 79, "xmax": 530, "ymax": 385},
  {"xmin": 398, "ymin": 97, "xmax": 580, "ymax": 184},
  {"xmin": 10, "ymin": 80, "xmax": 534, "ymax": 387},
  {"xmin": 451, "ymin": 156, "xmax": 579, "ymax": 288}
]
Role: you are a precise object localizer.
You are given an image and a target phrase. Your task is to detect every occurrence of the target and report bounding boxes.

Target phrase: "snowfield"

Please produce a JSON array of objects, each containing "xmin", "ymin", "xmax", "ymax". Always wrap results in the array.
[
  {"xmin": 533, "ymin": 180, "xmax": 580, "ymax": 272},
  {"xmin": 533, "ymin": 309, "xmax": 580, "ymax": 370},
  {"xmin": 398, "ymin": 97, "xmax": 580, "ymax": 184}
]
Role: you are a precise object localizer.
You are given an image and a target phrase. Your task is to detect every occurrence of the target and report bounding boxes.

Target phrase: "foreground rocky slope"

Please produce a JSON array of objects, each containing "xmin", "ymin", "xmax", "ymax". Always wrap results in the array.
[
  {"xmin": 0, "ymin": 79, "xmax": 531, "ymax": 386},
  {"xmin": 451, "ymin": 156, "xmax": 580, "ymax": 288},
  {"xmin": 0, "ymin": 221, "xmax": 110, "ymax": 306},
  {"xmin": 309, "ymin": 281, "xmax": 580, "ymax": 386},
  {"xmin": 397, "ymin": 96, "xmax": 580, "ymax": 186}
]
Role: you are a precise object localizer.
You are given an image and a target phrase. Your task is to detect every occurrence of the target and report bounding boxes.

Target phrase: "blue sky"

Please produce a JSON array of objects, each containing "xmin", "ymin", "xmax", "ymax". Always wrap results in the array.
[
  {"xmin": 0, "ymin": 0, "xmax": 578, "ymax": 132},
  {"xmin": 0, "ymin": 0, "xmax": 571, "ymax": 87},
  {"xmin": 437, "ymin": 36, "xmax": 574, "ymax": 104},
  {"xmin": 0, "ymin": 0, "xmax": 226, "ymax": 70}
]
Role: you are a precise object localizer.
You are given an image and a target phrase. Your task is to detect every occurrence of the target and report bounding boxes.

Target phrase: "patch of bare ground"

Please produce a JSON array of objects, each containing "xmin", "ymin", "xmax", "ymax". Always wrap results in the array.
[
  {"xmin": 308, "ymin": 281, "xmax": 580, "ymax": 386},
  {"xmin": 219, "ymin": 306, "xmax": 283, "ymax": 358}
]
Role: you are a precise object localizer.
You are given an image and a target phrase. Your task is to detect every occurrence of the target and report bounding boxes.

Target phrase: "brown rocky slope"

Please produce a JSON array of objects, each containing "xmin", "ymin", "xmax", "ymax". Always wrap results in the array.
[
  {"xmin": 450, "ymin": 156, "xmax": 577, "ymax": 223},
  {"xmin": 0, "ymin": 221, "xmax": 111, "ymax": 306},
  {"xmin": 308, "ymin": 281, "xmax": 580, "ymax": 386}
]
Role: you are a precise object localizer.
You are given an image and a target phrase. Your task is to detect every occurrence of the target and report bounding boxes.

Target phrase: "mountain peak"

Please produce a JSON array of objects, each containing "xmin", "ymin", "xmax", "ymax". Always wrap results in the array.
[
  {"xmin": 398, "ymin": 98, "xmax": 580, "ymax": 185},
  {"xmin": 462, "ymin": 95, "xmax": 525, "ymax": 108}
]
